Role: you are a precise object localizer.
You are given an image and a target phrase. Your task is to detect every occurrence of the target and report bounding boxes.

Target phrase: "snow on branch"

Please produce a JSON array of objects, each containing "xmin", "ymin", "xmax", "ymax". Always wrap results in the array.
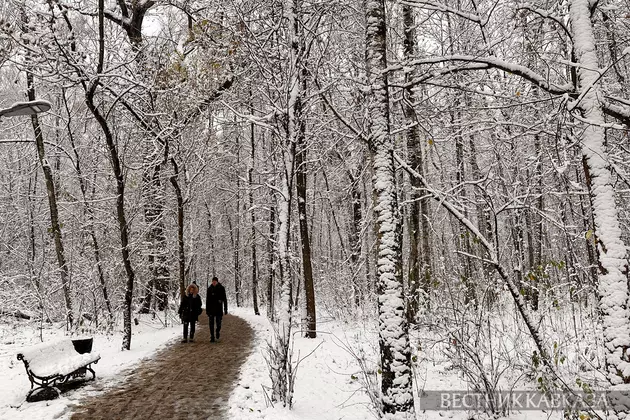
[
  {"xmin": 516, "ymin": 3, "xmax": 572, "ymax": 40},
  {"xmin": 400, "ymin": 0, "xmax": 482, "ymax": 23},
  {"xmin": 394, "ymin": 152, "xmax": 564, "ymax": 381},
  {"xmin": 393, "ymin": 152, "xmax": 497, "ymax": 262},
  {"xmin": 395, "ymin": 63, "xmax": 491, "ymax": 88},
  {"xmin": 386, "ymin": 55, "xmax": 574, "ymax": 95},
  {"xmin": 601, "ymin": 101, "xmax": 630, "ymax": 127}
]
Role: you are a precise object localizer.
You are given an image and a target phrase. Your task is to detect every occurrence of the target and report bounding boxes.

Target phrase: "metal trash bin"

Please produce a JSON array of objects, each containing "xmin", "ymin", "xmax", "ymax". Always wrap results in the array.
[{"xmin": 72, "ymin": 337, "xmax": 93, "ymax": 354}]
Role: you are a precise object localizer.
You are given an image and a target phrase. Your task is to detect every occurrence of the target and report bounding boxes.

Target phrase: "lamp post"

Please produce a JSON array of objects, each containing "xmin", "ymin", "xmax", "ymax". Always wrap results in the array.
[
  {"xmin": 0, "ymin": 100, "xmax": 52, "ymax": 118},
  {"xmin": 1, "ymin": 97, "xmax": 74, "ymax": 327}
]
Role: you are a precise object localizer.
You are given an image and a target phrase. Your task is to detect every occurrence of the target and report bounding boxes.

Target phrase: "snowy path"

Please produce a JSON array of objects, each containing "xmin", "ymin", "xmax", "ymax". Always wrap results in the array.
[{"xmin": 69, "ymin": 313, "xmax": 254, "ymax": 420}]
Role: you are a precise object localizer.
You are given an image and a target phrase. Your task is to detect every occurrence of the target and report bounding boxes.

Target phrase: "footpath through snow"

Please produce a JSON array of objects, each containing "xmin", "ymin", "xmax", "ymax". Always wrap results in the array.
[
  {"xmin": 70, "ymin": 313, "xmax": 253, "ymax": 419},
  {"xmin": 0, "ymin": 311, "xmax": 253, "ymax": 420}
]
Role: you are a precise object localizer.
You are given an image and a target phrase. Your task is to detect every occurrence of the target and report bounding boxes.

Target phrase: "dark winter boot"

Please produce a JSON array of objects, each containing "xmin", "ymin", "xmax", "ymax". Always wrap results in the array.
[
  {"xmin": 181, "ymin": 338, "xmax": 188, "ymax": 343},
  {"xmin": 210, "ymin": 336, "xmax": 215, "ymax": 343}
]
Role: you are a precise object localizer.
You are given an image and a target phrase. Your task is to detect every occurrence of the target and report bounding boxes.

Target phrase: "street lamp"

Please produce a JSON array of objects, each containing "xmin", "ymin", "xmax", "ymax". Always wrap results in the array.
[{"xmin": 0, "ymin": 100, "xmax": 52, "ymax": 118}]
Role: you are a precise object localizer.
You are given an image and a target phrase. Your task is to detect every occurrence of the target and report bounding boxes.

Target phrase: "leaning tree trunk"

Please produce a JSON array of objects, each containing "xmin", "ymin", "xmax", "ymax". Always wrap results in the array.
[
  {"xmin": 27, "ymin": 71, "xmax": 74, "ymax": 328},
  {"xmin": 569, "ymin": 0, "xmax": 630, "ymax": 390},
  {"xmin": 86, "ymin": 0, "xmax": 135, "ymax": 350},
  {"xmin": 364, "ymin": 0, "xmax": 415, "ymax": 417}
]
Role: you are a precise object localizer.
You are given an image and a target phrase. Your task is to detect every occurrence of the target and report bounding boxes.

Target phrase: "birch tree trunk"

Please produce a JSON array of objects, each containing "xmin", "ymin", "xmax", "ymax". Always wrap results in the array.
[
  {"xmin": 271, "ymin": 146, "xmax": 294, "ymax": 405},
  {"xmin": 569, "ymin": 0, "xmax": 630, "ymax": 389},
  {"xmin": 364, "ymin": 0, "xmax": 414, "ymax": 417}
]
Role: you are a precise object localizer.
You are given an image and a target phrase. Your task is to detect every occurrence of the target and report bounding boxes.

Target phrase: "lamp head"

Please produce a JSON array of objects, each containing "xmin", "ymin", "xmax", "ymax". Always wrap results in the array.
[{"xmin": 0, "ymin": 100, "xmax": 52, "ymax": 118}]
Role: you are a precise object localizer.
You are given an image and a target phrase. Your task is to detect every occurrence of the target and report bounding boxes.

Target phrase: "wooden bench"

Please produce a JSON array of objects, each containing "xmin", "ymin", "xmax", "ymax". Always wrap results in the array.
[{"xmin": 17, "ymin": 338, "xmax": 101, "ymax": 402}]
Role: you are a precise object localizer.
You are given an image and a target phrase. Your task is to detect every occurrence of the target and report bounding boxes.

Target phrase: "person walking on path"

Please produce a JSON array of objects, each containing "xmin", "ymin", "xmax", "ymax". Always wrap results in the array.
[
  {"xmin": 178, "ymin": 283, "xmax": 202, "ymax": 343},
  {"xmin": 206, "ymin": 276, "xmax": 228, "ymax": 342}
]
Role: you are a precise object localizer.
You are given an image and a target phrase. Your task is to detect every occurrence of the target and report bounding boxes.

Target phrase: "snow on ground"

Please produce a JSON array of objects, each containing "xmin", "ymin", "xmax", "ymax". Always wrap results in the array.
[
  {"xmin": 229, "ymin": 307, "xmax": 568, "ymax": 420},
  {"xmin": 0, "ymin": 314, "xmax": 181, "ymax": 420},
  {"xmin": 0, "ymin": 306, "xmax": 590, "ymax": 420},
  {"xmin": 229, "ymin": 307, "xmax": 374, "ymax": 419}
]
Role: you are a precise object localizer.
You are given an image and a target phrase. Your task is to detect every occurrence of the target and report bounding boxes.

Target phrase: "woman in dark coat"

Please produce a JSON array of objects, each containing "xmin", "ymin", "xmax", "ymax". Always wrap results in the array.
[{"xmin": 178, "ymin": 283, "xmax": 202, "ymax": 343}]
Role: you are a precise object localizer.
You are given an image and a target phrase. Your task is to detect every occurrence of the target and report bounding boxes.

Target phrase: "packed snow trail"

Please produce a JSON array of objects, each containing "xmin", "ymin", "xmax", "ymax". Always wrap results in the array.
[{"xmin": 70, "ymin": 313, "xmax": 254, "ymax": 420}]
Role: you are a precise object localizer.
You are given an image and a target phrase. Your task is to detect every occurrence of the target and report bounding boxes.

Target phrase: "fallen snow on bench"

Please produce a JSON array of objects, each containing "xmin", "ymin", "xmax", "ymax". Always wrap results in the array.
[{"xmin": 19, "ymin": 340, "xmax": 100, "ymax": 378}]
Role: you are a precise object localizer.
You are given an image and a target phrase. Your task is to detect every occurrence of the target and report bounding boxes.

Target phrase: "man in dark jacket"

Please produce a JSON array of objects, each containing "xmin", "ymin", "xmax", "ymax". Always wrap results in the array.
[
  {"xmin": 206, "ymin": 276, "xmax": 227, "ymax": 342},
  {"xmin": 178, "ymin": 283, "xmax": 202, "ymax": 343}
]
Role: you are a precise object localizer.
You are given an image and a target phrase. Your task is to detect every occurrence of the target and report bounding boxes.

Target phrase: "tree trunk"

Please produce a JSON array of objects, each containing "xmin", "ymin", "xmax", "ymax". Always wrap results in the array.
[
  {"xmin": 364, "ymin": 0, "xmax": 415, "ymax": 417},
  {"xmin": 348, "ymin": 171, "xmax": 363, "ymax": 307},
  {"xmin": 27, "ymin": 71, "xmax": 73, "ymax": 328},
  {"xmin": 235, "ymin": 134, "xmax": 242, "ymax": 307},
  {"xmin": 206, "ymin": 204, "xmax": 217, "ymax": 278},
  {"xmin": 170, "ymin": 159, "xmax": 186, "ymax": 300},
  {"xmin": 271, "ymin": 146, "xmax": 294, "ymax": 405},
  {"xmin": 86, "ymin": 0, "xmax": 135, "ymax": 350},
  {"xmin": 296, "ymin": 139, "xmax": 316, "ymax": 338},
  {"xmin": 250, "ymin": 99, "xmax": 260, "ymax": 316},
  {"xmin": 454, "ymin": 110, "xmax": 477, "ymax": 307},
  {"xmin": 569, "ymin": 0, "xmax": 630, "ymax": 387},
  {"xmin": 402, "ymin": 4, "xmax": 428, "ymax": 321},
  {"xmin": 267, "ymin": 205, "xmax": 276, "ymax": 321}
]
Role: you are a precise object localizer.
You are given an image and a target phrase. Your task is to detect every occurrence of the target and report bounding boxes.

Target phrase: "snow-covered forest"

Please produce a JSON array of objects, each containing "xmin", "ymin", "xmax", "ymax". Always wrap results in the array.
[{"xmin": 1, "ymin": 0, "xmax": 629, "ymax": 418}]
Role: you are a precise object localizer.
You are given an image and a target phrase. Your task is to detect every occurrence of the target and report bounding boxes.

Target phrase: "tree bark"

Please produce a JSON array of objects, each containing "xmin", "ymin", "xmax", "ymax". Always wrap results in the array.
[
  {"xmin": 296, "ymin": 138, "xmax": 316, "ymax": 338},
  {"xmin": 364, "ymin": 0, "xmax": 415, "ymax": 417},
  {"xmin": 569, "ymin": 0, "xmax": 630, "ymax": 387}
]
